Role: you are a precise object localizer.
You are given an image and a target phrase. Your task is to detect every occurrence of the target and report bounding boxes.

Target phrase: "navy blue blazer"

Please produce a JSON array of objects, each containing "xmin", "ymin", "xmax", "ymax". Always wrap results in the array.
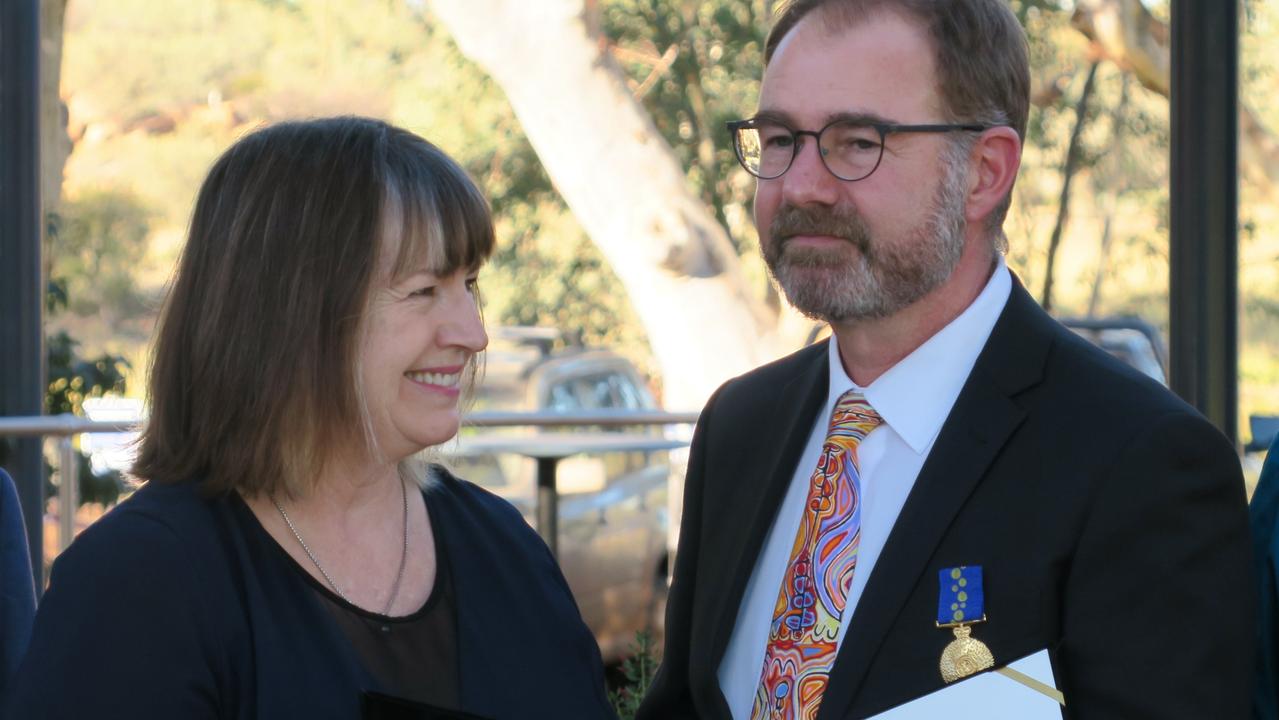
[
  {"xmin": 1252, "ymin": 436, "xmax": 1279, "ymax": 720},
  {"xmin": 5, "ymin": 466, "xmax": 615, "ymax": 719},
  {"xmin": 0, "ymin": 468, "xmax": 36, "ymax": 710}
]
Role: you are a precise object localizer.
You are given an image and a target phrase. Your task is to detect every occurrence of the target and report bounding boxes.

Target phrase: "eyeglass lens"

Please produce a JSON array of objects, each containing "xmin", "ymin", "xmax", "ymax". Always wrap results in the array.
[{"xmin": 735, "ymin": 120, "xmax": 883, "ymax": 181}]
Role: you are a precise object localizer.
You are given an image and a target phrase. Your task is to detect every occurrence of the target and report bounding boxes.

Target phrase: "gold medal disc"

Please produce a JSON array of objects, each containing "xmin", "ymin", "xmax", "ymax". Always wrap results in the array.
[{"xmin": 939, "ymin": 624, "xmax": 995, "ymax": 683}]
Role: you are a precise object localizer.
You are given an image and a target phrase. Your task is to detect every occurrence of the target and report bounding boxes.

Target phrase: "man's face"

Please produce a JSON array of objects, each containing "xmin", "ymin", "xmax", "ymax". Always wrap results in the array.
[{"xmin": 755, "ymin": 12, "xmax": 971, "ymax": 323}]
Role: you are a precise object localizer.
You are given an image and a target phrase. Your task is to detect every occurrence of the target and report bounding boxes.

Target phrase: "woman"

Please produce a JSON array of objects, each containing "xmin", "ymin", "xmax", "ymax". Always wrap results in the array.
[{"xmin": 7, "ymin": 117, "xmax": 616, "ymax": 719}]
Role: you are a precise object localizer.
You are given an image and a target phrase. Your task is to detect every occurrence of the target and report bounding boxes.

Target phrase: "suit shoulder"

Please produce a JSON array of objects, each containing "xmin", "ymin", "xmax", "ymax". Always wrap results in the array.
[
  {"xmin": 1041, "ymin": 318, "xmax": 1192, "ymax": 418},
  {"xmin": 1022, "ymin": 319, "xmax": 1235, "ymax": 469}
]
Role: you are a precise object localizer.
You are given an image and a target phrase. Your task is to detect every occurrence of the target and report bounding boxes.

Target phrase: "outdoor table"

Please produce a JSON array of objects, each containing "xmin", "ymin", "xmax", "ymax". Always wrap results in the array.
[{"xmin": 448, "ymin": 433, "xmax": 688, "ymax": 557}]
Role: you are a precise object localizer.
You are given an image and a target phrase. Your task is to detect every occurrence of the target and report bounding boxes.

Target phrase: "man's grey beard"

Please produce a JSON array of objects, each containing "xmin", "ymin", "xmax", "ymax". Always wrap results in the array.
[{"xmin": 762, "ymin": 144, "xmax": 971, "ymax": 323}]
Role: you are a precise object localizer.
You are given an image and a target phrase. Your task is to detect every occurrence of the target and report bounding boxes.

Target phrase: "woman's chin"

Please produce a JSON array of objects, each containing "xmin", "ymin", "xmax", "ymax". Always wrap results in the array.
[{"xmin": 406, "ymin": 422, "xmax": 462, "ymax": 456}]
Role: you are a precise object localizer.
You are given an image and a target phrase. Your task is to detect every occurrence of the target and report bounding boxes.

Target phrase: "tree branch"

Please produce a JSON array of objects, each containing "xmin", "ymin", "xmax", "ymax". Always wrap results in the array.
[
  {"xmin": 430, "ymin": 0, "xmax": 794, "ymax": 407},
  {"xmin": 1072, "ymin": 0, "xmax": 1278, "ymax": 198},
  {"xmin": 1042, "ymin": 60, "xmax": 1101, "ymax": 312}
]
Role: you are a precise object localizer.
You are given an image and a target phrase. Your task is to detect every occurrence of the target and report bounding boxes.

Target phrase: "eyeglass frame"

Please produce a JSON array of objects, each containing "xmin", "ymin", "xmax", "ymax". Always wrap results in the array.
[{"xmin": 725, "ymin": 117, "xmax": 996, "ymax": 182}]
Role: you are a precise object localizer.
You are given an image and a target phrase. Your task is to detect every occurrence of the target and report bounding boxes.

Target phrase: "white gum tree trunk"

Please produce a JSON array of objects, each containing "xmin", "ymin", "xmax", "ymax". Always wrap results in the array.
[
  {"xmin": 431, "ymin": 0, "xmax": 804, "ymax": 410},
  {"xmin": 1073, "ymin": 0, "xmax": 1279, "ymax": 200}
]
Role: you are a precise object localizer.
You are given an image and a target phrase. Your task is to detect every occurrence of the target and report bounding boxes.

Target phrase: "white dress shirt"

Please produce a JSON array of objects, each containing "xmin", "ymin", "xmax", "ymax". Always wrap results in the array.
[{"xmin": 717, "ymin": 259, "xmax": 1012, "ymax": 719}]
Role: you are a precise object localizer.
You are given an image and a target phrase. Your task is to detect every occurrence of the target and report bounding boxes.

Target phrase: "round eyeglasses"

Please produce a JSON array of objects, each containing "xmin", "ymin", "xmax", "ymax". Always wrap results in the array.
[{"xmin": 726, "ymin": 117, "xmax": 993, "ymax": 182}]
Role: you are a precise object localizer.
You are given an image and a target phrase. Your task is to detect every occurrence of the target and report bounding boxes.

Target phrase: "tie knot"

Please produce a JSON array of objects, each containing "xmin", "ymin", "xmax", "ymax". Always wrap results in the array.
[{"xmin": 830, "ymin": 390, "xmax": 882, "ymax": 437}]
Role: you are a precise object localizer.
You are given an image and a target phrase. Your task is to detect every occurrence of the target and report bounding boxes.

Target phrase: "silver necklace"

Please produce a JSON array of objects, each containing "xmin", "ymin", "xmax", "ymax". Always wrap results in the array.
[{"xmin": 271, "ymin": 477, "xmax": 409, "ymax": 616}]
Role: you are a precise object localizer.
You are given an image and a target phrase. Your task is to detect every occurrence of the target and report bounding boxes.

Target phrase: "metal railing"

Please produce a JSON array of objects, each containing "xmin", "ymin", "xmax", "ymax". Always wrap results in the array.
[{"xmin": 0, "ymin": 410, "xmax": 700, "ymax": 554}]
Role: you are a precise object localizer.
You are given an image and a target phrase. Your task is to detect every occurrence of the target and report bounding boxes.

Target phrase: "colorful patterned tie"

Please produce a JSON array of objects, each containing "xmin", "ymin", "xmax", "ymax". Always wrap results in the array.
[{"xmin": 750, "ymin": 390, "xmax": 882, "ymax": 720}]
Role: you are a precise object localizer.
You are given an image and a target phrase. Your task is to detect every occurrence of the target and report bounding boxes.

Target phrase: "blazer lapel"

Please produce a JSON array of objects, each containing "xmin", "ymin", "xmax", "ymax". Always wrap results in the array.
[
  {"xmin": 817, "ymin": 284, "xmax": 1052, "ymax": 719},
  {"xmin": 696, "ymin": 343, "xmax": 831, "ymax": 697}
]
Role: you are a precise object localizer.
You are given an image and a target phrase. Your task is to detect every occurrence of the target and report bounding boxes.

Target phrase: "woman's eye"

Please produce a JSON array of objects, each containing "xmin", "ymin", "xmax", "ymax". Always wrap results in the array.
[
  {"xmin": 465, "ymin": 277, "xmax": 480, "ymax": 293},
  {"xmin": 409, "ymin": 286, "xmax": 436, "ymax": 298}
]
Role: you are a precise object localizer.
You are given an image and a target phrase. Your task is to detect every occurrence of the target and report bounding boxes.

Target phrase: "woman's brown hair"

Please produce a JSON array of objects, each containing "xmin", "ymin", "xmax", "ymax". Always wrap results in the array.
[{"xmin": 133, "ymin": 117, "xmax": 494, "ymax": 497}]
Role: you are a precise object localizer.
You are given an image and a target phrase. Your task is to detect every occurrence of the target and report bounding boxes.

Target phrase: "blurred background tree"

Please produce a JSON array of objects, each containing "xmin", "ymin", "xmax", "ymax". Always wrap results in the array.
[{"xmin": 36, "ymin": 0, "xmax": 1279, "ymax": 439}]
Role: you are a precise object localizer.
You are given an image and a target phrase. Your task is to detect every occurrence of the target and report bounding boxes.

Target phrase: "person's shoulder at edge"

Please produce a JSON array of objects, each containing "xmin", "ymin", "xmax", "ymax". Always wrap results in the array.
[
  {"xmin": 1251, "ymin": 435, "xmax": 1279, "ymax": 720},
  {"xmin": 6, "ymin": 479, "xmax": 233, "ymax": 718}
]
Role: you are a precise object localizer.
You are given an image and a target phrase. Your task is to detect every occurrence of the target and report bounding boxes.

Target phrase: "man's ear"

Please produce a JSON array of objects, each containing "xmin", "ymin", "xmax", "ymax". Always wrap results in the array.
[{"xmin": 964, "ymin": 126, "xmax": 1021, "ymax": 225}]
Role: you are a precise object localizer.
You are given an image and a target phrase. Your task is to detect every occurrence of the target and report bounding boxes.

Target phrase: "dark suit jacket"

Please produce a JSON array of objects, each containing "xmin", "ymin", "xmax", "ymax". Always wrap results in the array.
[
  {"xmin": 1250, "ymin": 435, "xmax": 1279, "ymax": 720},
  {"xmin": 6, "ymin": 465, "xmax": 615, "ymax": 720},
  {"xmin": 0, "ymin": 468, "xmax": 35, "ymax": 709},
  {"xmin": 639, "ymin": 283, "xmax": 1254, "ymax": 719}
]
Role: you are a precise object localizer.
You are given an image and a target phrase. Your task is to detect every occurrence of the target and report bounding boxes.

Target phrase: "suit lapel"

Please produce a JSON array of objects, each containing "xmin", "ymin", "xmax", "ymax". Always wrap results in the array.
[
  {"xmin": 817, "ymin": 284, "xmax": 1052, "ymax": 719},
  {"xmin": 698, "ymin": 343, "xmax": 831, "ymax": 691}
]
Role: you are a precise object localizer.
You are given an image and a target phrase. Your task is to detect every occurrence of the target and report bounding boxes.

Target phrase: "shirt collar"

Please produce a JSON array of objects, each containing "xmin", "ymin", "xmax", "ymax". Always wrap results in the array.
[{"xmin": 826, "ymin": 256, "xmax": 1012, "ymax": 454}]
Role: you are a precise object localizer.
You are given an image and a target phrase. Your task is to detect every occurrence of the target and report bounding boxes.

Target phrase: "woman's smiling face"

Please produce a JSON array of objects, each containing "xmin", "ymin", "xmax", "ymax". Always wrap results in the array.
[{"xmin": 356, "ymin": 222, "xmax": 488, "ymax": 463}]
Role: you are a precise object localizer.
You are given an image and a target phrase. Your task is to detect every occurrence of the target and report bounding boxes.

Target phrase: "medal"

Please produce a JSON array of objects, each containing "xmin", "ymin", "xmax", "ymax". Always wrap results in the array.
[{"xmin": 936, "ymin": 566, "xmax": 994, "ymax": 683}]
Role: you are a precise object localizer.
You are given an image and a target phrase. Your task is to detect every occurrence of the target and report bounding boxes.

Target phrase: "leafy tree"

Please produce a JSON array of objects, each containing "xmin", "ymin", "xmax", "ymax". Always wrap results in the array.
[
  {"xmin": 49, "ymin": 190, "xmax": 152, "ymax": 322},
  {"xmin": 44, "ymin": 279, "xmax": 131, "ymax": 508},
  {"xmin": 43, "ymin": 0, "xmax": 1279, "ymax": 430},
  {"xmin": 601, "ymin": 0, "xmax": 768, "ymax": 244}
]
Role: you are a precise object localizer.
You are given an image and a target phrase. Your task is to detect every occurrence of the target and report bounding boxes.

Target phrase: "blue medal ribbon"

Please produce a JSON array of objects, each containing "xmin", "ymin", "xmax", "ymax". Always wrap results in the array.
[{"xmin": 937, "ymin": 566, "xmax": 985, "ymax": 626}]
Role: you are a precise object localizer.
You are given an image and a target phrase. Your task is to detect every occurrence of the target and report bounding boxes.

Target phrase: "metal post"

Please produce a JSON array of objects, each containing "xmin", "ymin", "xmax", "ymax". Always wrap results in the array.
[
  {"xmin": 1169, "ymin": 0, "xmax": 1239, "ymax": 444},
  {"xmin": 58, "ymin": 437, "xmax": 78, "ymax": 551},
  {"xmin": 535, "ymin": 457, "xmax": 559, "ymax": 557},
  {"xmin": 0, "ymin": 0, "xmax": 45, "ymax": 588}
]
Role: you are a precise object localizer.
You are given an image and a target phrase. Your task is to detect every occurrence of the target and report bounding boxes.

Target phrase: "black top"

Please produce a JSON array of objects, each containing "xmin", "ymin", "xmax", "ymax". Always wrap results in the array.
[
  {"xmin": 7, "ymin": 466, "xmax": 617, "ymax": 719},
  {"xmin": 276, "ymin": 499, "xmax": 460, "ymax": 710}
]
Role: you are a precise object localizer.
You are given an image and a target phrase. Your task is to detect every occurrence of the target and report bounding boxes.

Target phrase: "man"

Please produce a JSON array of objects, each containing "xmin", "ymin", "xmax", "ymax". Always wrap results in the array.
[{"xmin": 638, "ymin": 1, "xmax": 1254, "ymax": 718}]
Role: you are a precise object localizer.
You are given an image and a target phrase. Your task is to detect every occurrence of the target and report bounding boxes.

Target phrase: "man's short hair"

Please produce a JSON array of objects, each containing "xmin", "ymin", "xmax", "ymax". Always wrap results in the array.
[
  {"xmin": 133, "ymin": 117, "xmax": 494, "ymax": 498},
  {"xmin": 765, "ymin": 0, "xmax": 1030, "ymax": 231}
]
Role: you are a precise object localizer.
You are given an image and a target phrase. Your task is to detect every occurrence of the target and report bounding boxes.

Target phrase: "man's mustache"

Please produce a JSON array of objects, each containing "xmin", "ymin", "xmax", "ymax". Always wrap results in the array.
[{"xmin": 769, "ymin": 204, "xmax": 870, "ymax": 252}]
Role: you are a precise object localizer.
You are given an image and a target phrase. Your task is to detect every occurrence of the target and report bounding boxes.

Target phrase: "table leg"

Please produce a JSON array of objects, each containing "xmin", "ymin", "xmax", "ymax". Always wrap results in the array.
[{"xmin": 535, "ymin": 456, "xmax": 559, "ymax": 557}]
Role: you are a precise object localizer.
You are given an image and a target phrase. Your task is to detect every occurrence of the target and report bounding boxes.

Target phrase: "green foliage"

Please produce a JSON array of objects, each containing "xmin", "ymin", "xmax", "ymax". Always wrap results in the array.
[
  {"xmin": 59, "ymin": 0, "xmax": 663, "ymax": 385},
  {"xmin": 484, "ymin": 205, "xmax": 652, "ymax": 362},
  {"xmin": 601, "ymin": 0, "xmax": 769, "ymax": 248},
  {"xmin": 609, "ymin": 631, "xmax": 659, "ymax": 720},
  {"xmin": 43, "ymin": 326, "xmax": 131, "ymax": 509},
  {"xmin": 1240, "ymin": 0, "xmax": 1279, "ymax": 435},
  {"xmin": 44, "ymin": 324, "xmax": 131, "ymax": 507},
  {"xmin": 44, "ymin": 330, "xmax": 129, "ymax": 417},
  {"xmin": 48, "ymin": 190, "xmax": 152, "ymax": 321},
  {"xmin": 43, "ymin": 193, "xmax": 134, "ymax": 508},
  {"xmin": 52, "ymin": 0, "xmax": 1279, "ymax": 430}
]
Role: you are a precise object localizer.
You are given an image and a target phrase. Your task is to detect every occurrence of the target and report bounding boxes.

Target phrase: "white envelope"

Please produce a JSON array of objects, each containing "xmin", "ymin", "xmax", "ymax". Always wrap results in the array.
[{"xmin": 866, "ymin": 649, "xmax": 1064, "ymax": 719}]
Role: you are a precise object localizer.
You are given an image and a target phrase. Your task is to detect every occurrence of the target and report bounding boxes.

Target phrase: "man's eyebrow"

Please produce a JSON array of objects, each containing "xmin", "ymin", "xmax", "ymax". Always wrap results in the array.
[
  {"xmin": 752, "ymin": 109, "xmax": 798, "ymax": 126},
  {"xmin": 751, "ymin": 109, "xmax": 900, "ymax": 128},
  {"xmin": 824, "ymin": 110, "xmax": 898, "ymax": 126}
]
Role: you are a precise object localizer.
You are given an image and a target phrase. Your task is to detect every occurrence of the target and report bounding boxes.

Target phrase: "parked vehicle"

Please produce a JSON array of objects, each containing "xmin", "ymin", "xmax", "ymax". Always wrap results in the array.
[{"xmin": 440, "ymin": 328, "xmax": 670, "ymax": 663}]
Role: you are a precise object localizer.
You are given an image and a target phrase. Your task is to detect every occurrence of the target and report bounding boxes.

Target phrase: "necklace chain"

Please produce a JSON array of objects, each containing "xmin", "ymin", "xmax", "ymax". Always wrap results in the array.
[{"xmin": 271, "ymin": 477, "xmax": 409, "ymax": 616}]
